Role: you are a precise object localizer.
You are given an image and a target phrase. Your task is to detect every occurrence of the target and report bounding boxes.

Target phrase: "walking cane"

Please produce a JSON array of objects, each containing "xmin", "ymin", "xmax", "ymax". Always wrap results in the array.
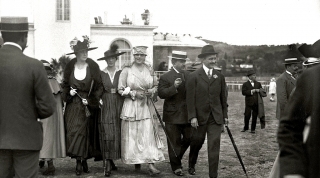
[
  {"xmin": 225, "ymin": 125, "xmax": 249, "ymax": 178},
  {"xmin": 99, "ymin": 105, "xmax": 107, "ymax": 175},
  {"xmin": 151, "ymin": 100, "xmax": 178, "ymax": 157}
]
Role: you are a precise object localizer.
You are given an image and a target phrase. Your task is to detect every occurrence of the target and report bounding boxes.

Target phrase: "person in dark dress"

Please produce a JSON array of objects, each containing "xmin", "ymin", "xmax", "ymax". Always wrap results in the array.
[
  {"xmin": 97, "ymin": 44, "xmax": 125, "ymax": 177},
  {"xmin": 62, "ymin": 36, "xmax": 102, "ymax": 176}
]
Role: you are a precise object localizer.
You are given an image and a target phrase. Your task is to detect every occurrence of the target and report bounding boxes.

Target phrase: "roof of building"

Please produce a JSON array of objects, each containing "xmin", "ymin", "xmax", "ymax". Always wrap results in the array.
[{"xmin": 153, "ymin": 33, "xmax": 208, "ymax": 47}]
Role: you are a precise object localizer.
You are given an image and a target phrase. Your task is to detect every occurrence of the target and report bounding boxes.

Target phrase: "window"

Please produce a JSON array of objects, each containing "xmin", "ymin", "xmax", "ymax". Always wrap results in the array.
[
  {"xmin": 110, "ymin": 39, "xmax": 132, "ymax": 68},
  {"xmin": 56, "ymin": 0, "xmax": 70, "ymax": 21}
]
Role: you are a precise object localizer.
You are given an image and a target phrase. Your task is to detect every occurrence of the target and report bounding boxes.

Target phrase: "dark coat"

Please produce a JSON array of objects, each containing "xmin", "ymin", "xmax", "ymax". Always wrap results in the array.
[
  {"xmin": 61, "ymin": 58, "xmax": 102, "ymax": 108},
  {"xmin": 242, "ymin": 80, "xmax": 263, "ymax": 106},
  {"xmin": 278, "ymin": 65, "xmax": 320, "ymax": 178},
  {"xmin": 158, "ymin": 69, "xmax": 189, "ymax": 124},
  {"xmin": 186, "ymin": 67, "xmax": 228, "ymax": 125},
  {"xmin": 0, "ymin": 44, "xmax": 55, "ymax": 150},
  {"xmin": 276, "ymin": 72, "xmax": 296, "ymax": 119}
]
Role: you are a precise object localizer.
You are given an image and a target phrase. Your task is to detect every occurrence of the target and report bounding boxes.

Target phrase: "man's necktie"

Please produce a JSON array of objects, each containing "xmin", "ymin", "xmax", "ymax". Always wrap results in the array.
[{"xmin": 207, "ymin": 70, "xmax": 212, "ymax": 79}]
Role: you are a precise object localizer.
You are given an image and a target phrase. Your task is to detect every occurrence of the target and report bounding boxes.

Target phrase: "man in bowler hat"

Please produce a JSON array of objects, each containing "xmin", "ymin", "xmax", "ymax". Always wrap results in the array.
[
  {"xmin": 158, "ymin": 51, "xmax": 192, "ymax": 176},
  {"xmin": 0, "ymin": 16, "xmax": 55, "ymax": 177},
  {"xmin": 241, "ymin": 70, "xmax": 266, "ymax": 133},
  {"xmin": 186, "ymin": 45, "xmax": 228, "ymax": 178}
]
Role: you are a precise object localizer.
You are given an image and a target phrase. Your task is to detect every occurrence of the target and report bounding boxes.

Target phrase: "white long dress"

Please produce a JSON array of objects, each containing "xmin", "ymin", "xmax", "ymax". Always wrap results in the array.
[{"xmin": 118, "ymin": 64, "xmax": 165, "ymax": 164}]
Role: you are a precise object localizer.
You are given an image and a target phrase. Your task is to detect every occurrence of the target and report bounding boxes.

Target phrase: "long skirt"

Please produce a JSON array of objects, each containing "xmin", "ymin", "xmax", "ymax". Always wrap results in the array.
[
  {"xmin": 99, "ymin": 93, "xmax": 123, "ymax": 160},
  {"xmin": 121, "ymin": 118, "xmax": 165, "ymax": 164},
  {"xmin": 40, "ymin": 94, "xmax": 66, "ymax": 159},
  {"xmin": 64, "ymin": 97, "xmax": 90, "ymax": 158}
]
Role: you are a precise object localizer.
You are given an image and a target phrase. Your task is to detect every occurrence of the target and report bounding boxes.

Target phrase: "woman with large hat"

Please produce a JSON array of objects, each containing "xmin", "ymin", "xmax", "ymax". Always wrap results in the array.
[
  {"xmin": 62, "ymin": 36, "xmax": 102, "ymax": 176},
  {"xmin": 96, "ymin": 44, "xmax": 125, "ymax": 177},
  {"xmin": 38, "ymin": 60, "xmax": 66, "ymax": 175},
  {"xmin": 118, "ymin": 46, "xmax": 165, "ymax": 175}
]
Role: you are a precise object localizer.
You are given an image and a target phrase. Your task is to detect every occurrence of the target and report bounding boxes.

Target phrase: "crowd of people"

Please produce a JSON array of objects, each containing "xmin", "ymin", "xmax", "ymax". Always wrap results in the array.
[{"xmin": 1, "ymin": 16, "xmax": 320, "ymax": 178}]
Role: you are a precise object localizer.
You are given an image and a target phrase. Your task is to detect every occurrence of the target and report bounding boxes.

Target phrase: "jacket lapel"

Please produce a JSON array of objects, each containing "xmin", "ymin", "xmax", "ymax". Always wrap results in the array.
[
  {"xmin": 209, "ymin": 70, "xmax": 219, "ymax": 84},
  {"xmin": 199, "ymin": 68, "xmax": 210, "ymax": 83},
  {"xmin": 285, "ymin": 72, "xmax": 296, "ymax": 86}
]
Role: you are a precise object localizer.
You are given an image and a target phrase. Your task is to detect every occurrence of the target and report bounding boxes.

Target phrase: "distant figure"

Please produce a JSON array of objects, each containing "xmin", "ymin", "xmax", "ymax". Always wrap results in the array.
[
  {"xmin": 0, "ymin": 16, "xmax": 55, "ymax": 177},
  {"xmin": 241, "ymin": 70, "xmax": 266, "ymax": 134},
  {"xmin": 269, "ymin": 78, "xmax": 276, "ymax": 102},
  {"xmin": 158, "ymin": 61, "xmax": 168, "ymax": 71}
]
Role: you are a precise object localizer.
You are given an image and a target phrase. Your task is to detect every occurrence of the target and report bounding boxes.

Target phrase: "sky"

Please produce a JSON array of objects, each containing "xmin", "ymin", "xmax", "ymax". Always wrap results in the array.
[
  {"xmin": 89, "ymin": 0, "xmax": 320, "ymax": 45},
  {"xmin": 1, "ymin": 0, "xmax": 320, "ymax": 45}
]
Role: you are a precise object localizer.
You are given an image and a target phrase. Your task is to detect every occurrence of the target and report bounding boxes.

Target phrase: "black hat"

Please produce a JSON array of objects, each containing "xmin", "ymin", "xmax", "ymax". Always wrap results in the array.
[
  {"xmin": 97, "ymin": 44, "xmax": 126, "ymax": 61},
  {"xmin": 198, "ymin": 45, "xmax": 218, "ymax": 58},
  {"xmin": 283, "ymin": 44, "xmax": 302, "ymax": 65},
  {"xmin": 246, "ymin": 69, "xmax": 256, "ymax": 76},
  {"xmin": 298, "ymin": 44, "xmax": 315, "ymax": 58},
  {"xmin": 66, "ymin": 36, "xmax": 97, "ymax": 55}
]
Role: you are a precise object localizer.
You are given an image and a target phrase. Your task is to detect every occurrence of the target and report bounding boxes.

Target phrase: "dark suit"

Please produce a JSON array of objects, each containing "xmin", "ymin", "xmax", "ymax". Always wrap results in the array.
[
  {"xmin": 0, "ymin": 44, "xmax": 55, "ymax": 177},
  {"xmin": 242, "ymin": 80, "xmax": 263, "ymax": 131},
  {"xmin": 186, "ymin": 67, "xmax": 228, "ymax": 178},
  {"xmin": 158, "ymin": 69, "xmax": 192, "ymax": 171},
  {"xmin": 278, "ymin": 65, "xmax": 320, "ymax": 178},
  {"xmin": 276, "ymin": 72, "xmax": 296, "ymax": 119}
]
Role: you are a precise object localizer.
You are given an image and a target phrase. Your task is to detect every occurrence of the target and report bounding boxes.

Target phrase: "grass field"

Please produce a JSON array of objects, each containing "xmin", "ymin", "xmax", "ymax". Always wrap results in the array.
[{"xmin": 38, "ymin": 92, "xmax": 278, "ymax": 178}]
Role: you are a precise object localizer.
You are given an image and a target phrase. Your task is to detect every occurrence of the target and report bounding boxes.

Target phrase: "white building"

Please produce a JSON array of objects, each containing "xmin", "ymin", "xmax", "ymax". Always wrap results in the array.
[{"xmin": 0, "ymin": 0, "xmax": 157, "ymax": 69}]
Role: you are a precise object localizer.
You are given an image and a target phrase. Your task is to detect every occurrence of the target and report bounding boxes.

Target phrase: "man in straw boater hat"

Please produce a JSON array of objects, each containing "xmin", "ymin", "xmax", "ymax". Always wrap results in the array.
[
  {"xmin": 158, "ymin": 51, "xmax": 192, "ymax": 176},
  {"xmin": 277, "ymin": 39, "xmax": 320, "ymax": 178},
  {"xmin": 276, "ymin": 44, "xmax": 302, "ymax": 120},
  {"xmin": 186, "ymin": 45, "xmax": 228, "ymax": 178},
  {"xmin": 0, "ymin": 16, "xmax": 55, "ymax": 177},
  {"xmin": 241, "ymin": 69, "xmax": 266, "ymax": 134}
]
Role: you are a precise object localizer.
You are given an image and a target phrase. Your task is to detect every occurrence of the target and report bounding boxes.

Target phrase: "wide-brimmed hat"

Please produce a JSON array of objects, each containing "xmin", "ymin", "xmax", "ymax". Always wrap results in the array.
[
  {"xmin": 283, "ymin": 44, "xmax": 302, "ymax": 65},
  {"xmin": 0, "ymin": 16, "xmax": 29, "ymax": 32},
  {"xmin": 97, "ymin": 44, "xmax": 126, "ymax": 61},
  {"xmin": 246, "ymin": 69, "xmax": 256, "ymax": 76},
  {"xmin": 168, "ymin": 50, "xmax": 189, "ymax": 60},
  {"xmin": 66, "ymin": 35, "xmax": 97, "ymax": 55},
  {"xmin": 198, "ymin": 45, "xmax": 218, "ymax": 58},
  {"xmin": 133, "ymin": 46, "xmax": 148, "ymax": 55}
]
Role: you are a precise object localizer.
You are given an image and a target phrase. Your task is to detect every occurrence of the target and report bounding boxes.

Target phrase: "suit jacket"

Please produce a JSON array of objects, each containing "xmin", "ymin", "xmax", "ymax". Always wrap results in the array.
[
  {"xmin": 278, "ymin": 65, "xmax": 320, "ymax": 178},
  {"xmin": 276, "ymin": 72, "xmax": 296, "ymax": 119},
  {"xmin": 242, "ymin": 80, "xmax": 264, "ymax": 104},
  {"xmin": 158, "ymin": 69, "xmax": 189, "ymax": 124},
  {"xmin": 186, "ymin": 67, "xmax": 228, "ymax": 125},
  {"xmin": 0, "ymin": 44, "xmax": 55, "ymax": 150}
]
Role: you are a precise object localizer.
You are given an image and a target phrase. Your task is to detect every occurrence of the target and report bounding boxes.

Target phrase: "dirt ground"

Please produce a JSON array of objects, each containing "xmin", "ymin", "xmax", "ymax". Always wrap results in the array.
[{"xmin": 38, "ymin": 92, "xmax": 278, "ymax": 178}]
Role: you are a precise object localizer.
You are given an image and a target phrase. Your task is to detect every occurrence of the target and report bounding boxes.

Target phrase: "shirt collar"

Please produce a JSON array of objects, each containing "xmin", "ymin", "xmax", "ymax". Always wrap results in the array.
[
  {"xmin": 172, "ymin": 66, "xmax": 179, "ymax": 73},
  {"xmin": 203, "ymin": 64, "xmax": 211, "ymax": 74},
  {"xmin": 286, "ymin": 70, "xmax": 293, "ymax": 76},
  {"xmin": 3, "ymin": 42, "xmax": 22, "ymax": 51}
]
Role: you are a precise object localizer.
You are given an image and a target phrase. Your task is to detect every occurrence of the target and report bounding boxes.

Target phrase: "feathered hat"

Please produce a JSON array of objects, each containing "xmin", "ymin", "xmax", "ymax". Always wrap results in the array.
[
  {"xmin": 41, "ymin": 60, "xmax": 53, "ymax": 70},
  {"xmin": 97, "ymin": 44, "xmax": 126, "ymax": 61},
  {"xmin": 66, "ymin": 35, "xmax": 97, "ymax": 55}
]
